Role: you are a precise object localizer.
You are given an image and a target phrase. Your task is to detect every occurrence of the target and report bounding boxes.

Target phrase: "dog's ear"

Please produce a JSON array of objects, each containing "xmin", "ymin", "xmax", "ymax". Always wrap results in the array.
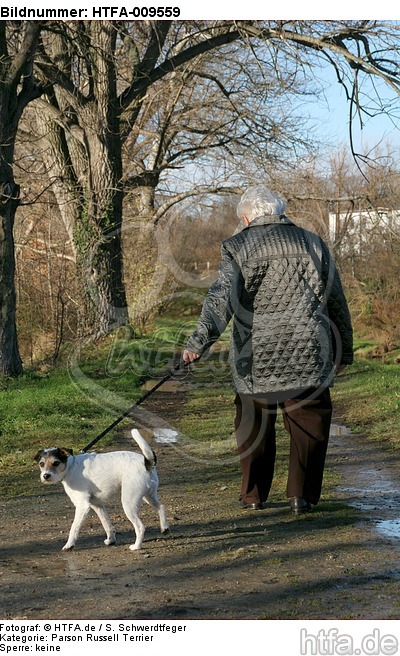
[
  {"xmin": 55, "ymin": 447, "xmax": 74, "ymax": 461},
  {"xmin": 33, "ymin": 450, "xmax": 45, "ymax": 463}
]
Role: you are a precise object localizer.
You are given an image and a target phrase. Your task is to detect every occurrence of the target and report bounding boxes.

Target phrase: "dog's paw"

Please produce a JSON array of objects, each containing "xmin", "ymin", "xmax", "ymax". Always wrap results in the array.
[
  {"xmin": 104, "ymin": 538, "xmax": 116, "ymax": 546},
  {"xmin": 62, "ymin": 544, "xmax": 75, "ymax": 551},
  {"xmin": 161, "ymin": 527, "xmax": 170, "ymax": 535},
  {"xmin": 129, "ymin": 543, "xmax": 141, "ymax": 551}
]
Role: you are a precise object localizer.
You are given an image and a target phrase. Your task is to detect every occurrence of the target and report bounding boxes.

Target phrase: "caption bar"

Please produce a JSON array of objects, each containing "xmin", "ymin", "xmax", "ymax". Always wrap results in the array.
[
  {"xmin": 0, "ymin": 622, "xmax": 187, "ymax": 653},
  {"xmin": 1, "ymin": 621, "xmax": 400, "ymax": 655},
  {"xmin": 0, "ymin": 6, "xmax": 181, "ymax": 18}
]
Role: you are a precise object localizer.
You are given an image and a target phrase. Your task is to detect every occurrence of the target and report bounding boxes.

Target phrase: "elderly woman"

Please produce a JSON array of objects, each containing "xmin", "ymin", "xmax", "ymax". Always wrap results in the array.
[{"xmin": 183, "ymin": 185, "xmax": 353, "ymax": 514}]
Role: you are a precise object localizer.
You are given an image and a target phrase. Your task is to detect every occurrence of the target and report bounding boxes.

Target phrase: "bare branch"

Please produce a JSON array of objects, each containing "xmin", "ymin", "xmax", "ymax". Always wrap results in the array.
[
  {"xmin": 119, "ymin": 24, "xmax": 241, "ymax": 111},
  {"xmin": 238, "ymin": 22, "xmax": 400, "ymax": 95},
  {"xmin": 7, "ymin": 22, "xmax": 42, "ymax": 90},
  {"xmin": 152, "ymin": 184, "xmax": 243, "ymax": 223},
  {"xmin": 35, "ymin": 38, "xmax": 88, "ymax": 110}
]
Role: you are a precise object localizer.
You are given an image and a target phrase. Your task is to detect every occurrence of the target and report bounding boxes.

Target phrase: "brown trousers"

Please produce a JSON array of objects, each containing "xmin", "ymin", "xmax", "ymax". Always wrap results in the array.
[{"xmin": 234, "ymin": 388, "xmax": 332, "ymax": 506}]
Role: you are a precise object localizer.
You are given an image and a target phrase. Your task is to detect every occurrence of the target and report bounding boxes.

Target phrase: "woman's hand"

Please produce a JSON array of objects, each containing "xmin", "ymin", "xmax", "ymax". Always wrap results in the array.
[{"xmin": 182, "ymin": 349, "xmax": 201, "ymax": 364}]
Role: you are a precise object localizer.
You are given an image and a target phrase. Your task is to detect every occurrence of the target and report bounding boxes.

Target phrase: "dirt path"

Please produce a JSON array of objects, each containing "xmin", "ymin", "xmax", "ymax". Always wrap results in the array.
[{"xmin": 1, "ymin": 389, "xmax": 400, "ymax": 620}]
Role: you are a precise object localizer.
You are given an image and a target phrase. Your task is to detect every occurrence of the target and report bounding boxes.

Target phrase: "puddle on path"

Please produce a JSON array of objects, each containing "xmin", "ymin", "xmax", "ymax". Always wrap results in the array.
[
  {"xmin": 153, "ymin": 428, "xmax": 179, "ymax": 444},
  {"xmin": 376, "ymin": 519, "xmax": 400, "ymax": 539},
  {"xmin": 330, "ymin": 423, "xmax": 400, "ymax": 540},
  {"xmin": 329, "ymin": 423, "xmax": 351, "ymax": 437}
]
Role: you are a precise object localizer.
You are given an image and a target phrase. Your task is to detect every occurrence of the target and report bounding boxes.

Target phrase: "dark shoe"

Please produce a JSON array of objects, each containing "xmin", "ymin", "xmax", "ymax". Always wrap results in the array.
[
  {"xmin": 240, "ymin": 500, "xmax": 267, "ymax": 510},
  {"xmin": 289, "ymin": 497, "xmax": 312, "ymax": 515}
]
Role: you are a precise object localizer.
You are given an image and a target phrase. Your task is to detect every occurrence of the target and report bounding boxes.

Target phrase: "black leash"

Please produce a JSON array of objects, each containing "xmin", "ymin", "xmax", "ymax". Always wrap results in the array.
[{"xmin": 80, "ymin": 360, "xmax": 190, "ymax": 453}]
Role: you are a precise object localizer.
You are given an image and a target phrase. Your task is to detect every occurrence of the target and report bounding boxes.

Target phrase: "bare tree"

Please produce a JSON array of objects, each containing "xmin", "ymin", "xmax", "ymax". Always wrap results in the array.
[
  {"xmin": 31, "ymin": 21, "xmax": 251, "ymax": 337},
  {"xmin": 0, "ymin": 22, "xmax": 43, "ymax": 376}
]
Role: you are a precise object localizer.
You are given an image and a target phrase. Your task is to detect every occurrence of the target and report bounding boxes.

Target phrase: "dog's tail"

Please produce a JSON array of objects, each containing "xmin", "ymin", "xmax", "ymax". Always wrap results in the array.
[{"xmin": 131, "ymin": 429, "xmax": 157, "ymax": 470}]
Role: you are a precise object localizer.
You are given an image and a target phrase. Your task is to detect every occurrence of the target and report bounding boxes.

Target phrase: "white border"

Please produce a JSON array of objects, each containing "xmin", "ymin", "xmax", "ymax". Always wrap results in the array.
[{"xmin": 0, "ymin": 1, "xmax": 398, "ymax": 20}]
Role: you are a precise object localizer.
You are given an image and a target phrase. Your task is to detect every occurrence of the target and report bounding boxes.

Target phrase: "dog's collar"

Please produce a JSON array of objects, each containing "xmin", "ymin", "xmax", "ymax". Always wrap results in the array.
[{"xmin": 60, "ymin": 455, "xmax": 75, "ymax": 481}]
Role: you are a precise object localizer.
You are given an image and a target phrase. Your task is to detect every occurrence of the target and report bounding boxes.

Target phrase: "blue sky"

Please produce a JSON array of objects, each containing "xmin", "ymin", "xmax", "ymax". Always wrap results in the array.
[{"xmin": 305, "ymin": 61, "xmax": 400, "ymax": 153}]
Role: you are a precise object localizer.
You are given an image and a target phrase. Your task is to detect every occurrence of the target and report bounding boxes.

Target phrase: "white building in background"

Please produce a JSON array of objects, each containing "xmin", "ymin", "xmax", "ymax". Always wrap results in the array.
[{"xmin": 328, "ymin": 208, "xmax": 400, "ymax": 253}]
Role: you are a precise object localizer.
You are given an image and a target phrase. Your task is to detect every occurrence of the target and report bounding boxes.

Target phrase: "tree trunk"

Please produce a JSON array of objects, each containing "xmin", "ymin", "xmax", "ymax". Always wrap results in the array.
[
  {"xmin": 0, "ymin": 178, "xmax": 23, "ymax": 376},
  {"xmin": 34, "ymin": 108, "xmax": 129, "ymax": 339},
  {"xmin": 74, "ymin": 209, "xmax": 128, "ymax": 338},
  {"xmin": 34, "ymin": 23, "xmax": 130, "ymax": 339},
  {"xmin": 0, "ymin": 21, "xmax": 43, "ymax": 375},
  {"xmin": 123, "ymin": 182, "xmax": 168, "ymax": 330},
  {"xmin": 34, "ymin": 100, "xmax": 129, "ymax": 338},
  {"xmin": 74, "ymin": 112, "xmax": 128, "ymax": 338},
  {"xmin": 0, "ymin": 102, "xmax": 23, "ymax": 376}
]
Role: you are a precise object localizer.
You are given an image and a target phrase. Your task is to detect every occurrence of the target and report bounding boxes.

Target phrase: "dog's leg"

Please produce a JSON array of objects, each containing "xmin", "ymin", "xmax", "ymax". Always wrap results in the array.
[
  {"xmin": 62, "ymin": 504, "xmax": 90, "ymax": 551},
  {"xmin": 121, "ymin": 496, "xmax": 145, "ymax": 551},
  {"xmin": 144, "ymin": 494, "xmax": 170, "ymax": 536},
  {"xmin": 91, "ymin": 504, "xmax": 116, "ymax": 546}
]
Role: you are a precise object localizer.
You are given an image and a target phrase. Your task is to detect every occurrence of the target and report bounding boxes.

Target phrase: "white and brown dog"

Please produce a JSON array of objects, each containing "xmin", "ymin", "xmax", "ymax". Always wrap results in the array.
[{"xmin": 34, "ymin": 429, "xmax": 169, "ymax": 551}]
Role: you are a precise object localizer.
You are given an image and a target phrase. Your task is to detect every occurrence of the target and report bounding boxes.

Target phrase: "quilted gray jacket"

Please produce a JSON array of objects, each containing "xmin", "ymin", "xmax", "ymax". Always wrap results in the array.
[{"xmin": 186, "ymin": 215, "xmax": 353, "ymax": 394}]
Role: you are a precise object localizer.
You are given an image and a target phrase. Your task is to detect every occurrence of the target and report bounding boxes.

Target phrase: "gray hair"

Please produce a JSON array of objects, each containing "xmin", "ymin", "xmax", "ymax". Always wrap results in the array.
[{"xmin": 236, "ymin": 185, "xmax": 287, "ymax": 221}]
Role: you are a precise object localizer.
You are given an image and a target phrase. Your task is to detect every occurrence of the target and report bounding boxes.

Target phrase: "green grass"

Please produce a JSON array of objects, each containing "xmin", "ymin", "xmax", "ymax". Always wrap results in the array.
[
  {"xmin": 353, "ymin": 336, "xmax": 400, "ymax": 364},
  {"xmin": 0, "ymin": 316, "xmax": 399, "ymax": 498},
  {"xmin": 353, "ymin": 338, "xmax": 378, "ymax": 358},
  {"xmin": 332, "ymin": 358, "xmax": 400, "ymax": 447}
]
